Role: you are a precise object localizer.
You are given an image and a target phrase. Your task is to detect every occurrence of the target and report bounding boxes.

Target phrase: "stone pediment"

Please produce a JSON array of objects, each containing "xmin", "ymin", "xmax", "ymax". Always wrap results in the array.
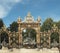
[
  {"xmin": 24, "ymin": 12, "xmax": 34, "ymax": 23},
  {"xmin": 17, "ymin": 12, "xmax": 41, "ymax": 23}
]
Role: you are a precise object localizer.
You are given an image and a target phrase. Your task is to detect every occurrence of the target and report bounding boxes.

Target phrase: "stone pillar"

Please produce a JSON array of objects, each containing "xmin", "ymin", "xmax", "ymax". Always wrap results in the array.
[
  {"xmin": 36, "ymin": 23, "xmax": 40, "ymax": 48},
  {"xmin": 36, "ymin": 33, "xmax": 40, "ymax": 48},
  {"xmin": 18, "ymin": 25, "xmax": 22, "ymax": 46},
  {"xmin": 18, "ymin": 24, "xmax": 21, "ymax": 45},
  {"xmin": 17, "ymin": 17, "xmax": 22, "ymax": 46}
]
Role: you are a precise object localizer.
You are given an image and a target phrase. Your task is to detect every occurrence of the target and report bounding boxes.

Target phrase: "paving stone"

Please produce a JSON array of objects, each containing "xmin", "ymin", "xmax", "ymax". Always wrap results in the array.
[{"xmin": 0, "ymin": 48, "xmax": 59, "ymax": 53}]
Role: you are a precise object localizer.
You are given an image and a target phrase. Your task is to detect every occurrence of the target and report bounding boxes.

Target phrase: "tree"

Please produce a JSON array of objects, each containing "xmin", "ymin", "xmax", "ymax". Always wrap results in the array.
[
  {"xmin": 41, "ymin": 18, "xmax": 53, "ymax": 32},
  {"xmin": 51, "ymin": 32, "xmax": 59, "ymax": 43},
  {"xmin": 10, "ymin": 21, "xmax": 18, "ymax": 32},
  {"xmin": 0, "ymin": 19, "xmax": 4, "ymax": 29},
  {"xmin": 1, "ymin": 31, "xmax": 9, "ymax": 43},
  {"xmin": 56, "ymin": 21, "xmax": 60, "ymax": 29}
]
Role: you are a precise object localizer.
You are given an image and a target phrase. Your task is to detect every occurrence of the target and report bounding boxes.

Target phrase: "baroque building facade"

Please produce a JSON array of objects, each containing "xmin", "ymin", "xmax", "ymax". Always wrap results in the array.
[{"xmin": 0, "ymin": 12, "xmax": 60, "ymax": 49}]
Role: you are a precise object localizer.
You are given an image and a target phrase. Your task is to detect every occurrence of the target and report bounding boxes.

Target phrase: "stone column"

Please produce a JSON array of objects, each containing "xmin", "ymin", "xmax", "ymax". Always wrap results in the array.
[
  {"xmin": 18, "ymin": 25, "xmax": 22, "ymax": 46},
  {"xmin": 36, "ymin": 24, "xmax": 40, "ymax": 48},
  {"xmin": 36, "ymin": 33, "xmax": 40, "ymax": 48},
  {"xmin": 18, "ymin": 24, "xmax": 21, "ymax": 45},
  {"xmin": 17, "ymin": 17, "xmax": 22, "ymax": 46}
]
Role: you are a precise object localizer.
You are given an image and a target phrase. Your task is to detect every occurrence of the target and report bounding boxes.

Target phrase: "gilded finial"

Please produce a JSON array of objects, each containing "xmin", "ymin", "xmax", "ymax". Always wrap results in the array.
[
  {"xmin": 37, "ymin": 16, "xmax": 41, "ymax": 22},
  {"xmin": 27, "ymin": 11, "xmax": 31, "ymax": 16},
  {"xmin": 18, "ymin": 16, "xmax": 21, "ymax": 22}
]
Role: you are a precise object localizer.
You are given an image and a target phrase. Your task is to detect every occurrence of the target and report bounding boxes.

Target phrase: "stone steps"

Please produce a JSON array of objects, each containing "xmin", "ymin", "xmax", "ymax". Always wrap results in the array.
[{"xmin": 0, "ymin": 48, "xmax": 59, "ymax": 53}]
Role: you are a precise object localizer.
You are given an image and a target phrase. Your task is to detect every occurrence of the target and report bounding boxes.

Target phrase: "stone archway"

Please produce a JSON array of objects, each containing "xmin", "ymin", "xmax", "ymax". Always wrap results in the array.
[
  {"xmin": 17, "ymin": 12, "xmax": 41, "ymax": 48},
  {"xmin": 22, "ymin": 28, "xmax": 37, "ymax": 48}
]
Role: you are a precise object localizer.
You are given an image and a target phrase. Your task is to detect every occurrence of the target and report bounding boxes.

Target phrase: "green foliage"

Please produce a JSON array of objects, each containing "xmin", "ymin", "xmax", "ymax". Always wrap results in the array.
[
  {"xmin": 51, "ymin": 32, "xmax": 59, "ymax": 43},
  {"xmin": 40, "ymin": 18, "xmax": 60, "ymax": 43},
  {"xmin": 56, "ymin": 21, "xmax": 60, "ymax": 29},
  {"xmin": 41, "ymin": 18, "xmax": 53, "ymax": 32},
  {"xmin": 10, "ymin": 21, "xmax": 18, "ymax": 32},
  {"xmin": 29, "ymin": 29, "xmax": 36, "ymax": 40},
  {"xmin": 0, "ymin": 19, "xmax": 4, "ymax": 29},
  {"xmin": 0, "ymin": 32, "xmax": 9, "ymax": 43}
]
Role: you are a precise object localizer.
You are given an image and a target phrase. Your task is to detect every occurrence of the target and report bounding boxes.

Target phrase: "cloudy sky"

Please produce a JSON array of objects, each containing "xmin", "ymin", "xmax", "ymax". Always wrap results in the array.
[{"xmin": 0, "ymin": 0, "xmax": 60, "ymax": 27}]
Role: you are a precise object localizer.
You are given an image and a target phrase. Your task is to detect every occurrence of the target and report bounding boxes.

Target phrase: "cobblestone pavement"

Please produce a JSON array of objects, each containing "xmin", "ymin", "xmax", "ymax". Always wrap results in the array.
[{"xmin": 0, "ymin": 47, "xmax": 59, "ymax": 53}]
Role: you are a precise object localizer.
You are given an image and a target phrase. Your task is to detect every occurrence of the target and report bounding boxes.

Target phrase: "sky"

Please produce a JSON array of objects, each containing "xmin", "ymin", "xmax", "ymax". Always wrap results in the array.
[{"xmin": 0, "ymin": 0, "xmax": 60, "ymax": 27}]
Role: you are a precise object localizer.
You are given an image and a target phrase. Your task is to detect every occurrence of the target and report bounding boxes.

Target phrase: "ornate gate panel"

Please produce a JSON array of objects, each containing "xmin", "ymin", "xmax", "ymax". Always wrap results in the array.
[
  {"xmin": 47, "ymin": 24, "xmax": 60, "ymax": 48},
  {"xmin": 40, "ymin": 32, "xmax": 49, "ymax": 48},
  {"xmin": 10, "ymin": 32, "xmax": 19, "ymax": 48}
]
